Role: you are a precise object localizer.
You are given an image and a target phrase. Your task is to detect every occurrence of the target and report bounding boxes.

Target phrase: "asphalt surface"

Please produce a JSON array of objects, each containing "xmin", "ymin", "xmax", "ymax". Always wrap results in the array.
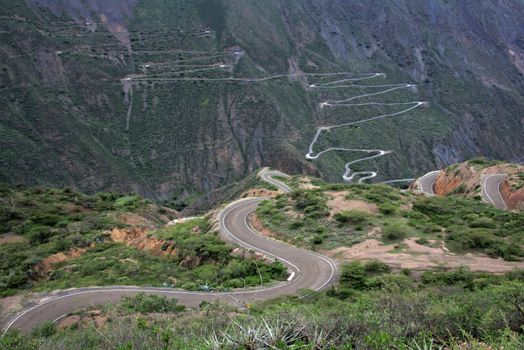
[
  {"xmin": 417, "ymin": 170, "xmax": 441, "ymax": 195},
  {"xmin": 259, "ymin": 168, "xmax": 293, "ymax": 192},
  {"xmin": 3, "ymin": 172, "xmax": 337, "ymax": 334},
  {"xmin": 481, "ymin": 174, "xmax": 508, "ymax": 210}
]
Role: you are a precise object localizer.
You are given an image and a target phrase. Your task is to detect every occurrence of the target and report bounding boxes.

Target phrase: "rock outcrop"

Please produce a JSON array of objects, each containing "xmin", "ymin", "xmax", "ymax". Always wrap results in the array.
[
  {"xmin": 499, "ymin": 181, "xmax": 524, "ymax": 211},
  {"xmin": 34, "ymin": 247, "xmax": 88, "ymax": 278},
  {"xmin": 110, "ymin": 228, "xmax": 176, "ymax": 257}
]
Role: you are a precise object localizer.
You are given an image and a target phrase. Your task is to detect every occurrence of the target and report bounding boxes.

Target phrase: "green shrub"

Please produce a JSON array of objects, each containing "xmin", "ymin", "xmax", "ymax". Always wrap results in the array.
[
  {"xmin": 120, "ymin": 293, "xmax": 185, "ymax": 313},
  {"xmin": 378, "ymin": 203, "xmax": 397, "ymax": 215},
  {"xmin": 27, "ymin": 225, "xmax": 53, "ymax": 243},
  {"xmin": 288, "ymin": 221, "xmax": 304, "ymax": 230},
  {"xmin": 364, "ymin": 260, "xmax": 391, "ymax": 275},
  {"xmin": 114, "ymin": 195, "xmax": 141, "ymax": 210},
  {"xmin": 312, "ymin": 235, "xmax": 323, "ymax": 245},
  {"xmin": 415, "ymin": 237, "xmax": 429, "ymax": 245},
  {"xmin": 382, "ymin": 222, "xmax": 408, "ymax": 241},
  {"xmin": 470, "ymin": 217, "xmax": 496, "ymax": 229},
  {"xmin": 340, "ymin": 262, "xmax": 367, "ymax": 289},
  {"xmin": 334, "ymin": 210, "xmax": 369, "ymax": 224},
  {"xmin": 30, "ymin": 321, "xmax": 56, "ymax": 338}
]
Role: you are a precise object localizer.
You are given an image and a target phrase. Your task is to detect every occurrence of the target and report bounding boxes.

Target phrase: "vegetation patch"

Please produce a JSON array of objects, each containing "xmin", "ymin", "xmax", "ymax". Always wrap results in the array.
[{"xmin": 256, "ymin": 178, "xmax": 524, "ymax": 261}]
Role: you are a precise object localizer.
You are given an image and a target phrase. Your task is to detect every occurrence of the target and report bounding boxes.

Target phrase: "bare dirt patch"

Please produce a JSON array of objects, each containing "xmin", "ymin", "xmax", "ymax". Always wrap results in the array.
[
  {"xmin": 57, "ymin": 315, "xmax": 82, "ymax": 330},
  {"xmin": 0, "ymin": 233, "xmax": 25, "ymax": 245},
  {"xmin": 329, "ymin": 238, "xmax": 524, "ymax": 273},
  {"xmin": 326, "ymin": 191, "xmax": 378, "ymax": 216},
  {"xmin": 298, "ymin": 177, "xmax": 320, "ymax": 190},
  {"xmin": 242, "ymin": 188, "xmax": 280, "ymax": 198},
  {"xmin": 284, "ymin": 208, "xmax": 303, "ymax": 219},
  {"xmin": 0, "ymin": 295, "xmax": 23, "ymax": 317},
  {"xmin": 57, "ymin": 310, "xmax": 108, "ymax": 330}
]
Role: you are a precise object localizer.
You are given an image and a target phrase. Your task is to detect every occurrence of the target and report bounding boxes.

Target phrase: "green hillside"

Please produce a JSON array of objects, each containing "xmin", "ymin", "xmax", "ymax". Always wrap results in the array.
[{"xmin": 1, "ymin": 0, "xmax": 523, "ymax": 206}]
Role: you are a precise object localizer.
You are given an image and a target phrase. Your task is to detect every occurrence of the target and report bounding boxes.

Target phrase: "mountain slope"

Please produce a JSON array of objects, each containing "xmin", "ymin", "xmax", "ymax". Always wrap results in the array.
[{"xmin": 1, "ymin": 0, "xmax": 523, "ymax": 203}]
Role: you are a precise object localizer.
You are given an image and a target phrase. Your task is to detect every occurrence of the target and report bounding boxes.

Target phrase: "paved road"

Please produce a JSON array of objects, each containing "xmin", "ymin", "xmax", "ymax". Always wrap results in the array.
[
  {"xmin": 3, "ymin": 172, "xmax": 337, "ymax": 334},
  {"xmin": 481, "ymin": 174, "xmax": 508, "ymax": 210},
  {"xmin": 417, "ymin": 170, "xmax": 441, "ymax": 195},
  {"xmin": 259, "ymin": 168, "xmax": 293, "ymax": 192}
]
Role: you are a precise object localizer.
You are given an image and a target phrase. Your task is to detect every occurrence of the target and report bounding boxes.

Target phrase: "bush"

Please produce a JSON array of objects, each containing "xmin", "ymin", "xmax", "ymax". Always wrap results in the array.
[
  {"xmin": 27, "ymin": 225, "xmax": 53, "ymax": 243},
  {"xmin": 312, "ymin": 235, "xmax": 323, "ymax": 245},
  {"xmin": 382, "ymin": 222, "xmax": 407, "ymax": 241},
  {"xmin": 364, "ymin": 260, "xmax": 391, "ymax": 275},
  {"xmin": 334, "ymin": 210, "xmax": 369, "ymax": 224},
  {"xmin": 378, "ymin": 203, "xmax": 397, "ymax": 215},
  {"xmin": 470, "ymin": 217, "xmax": 496, "ymax": 229},
  {"xmin": 120, "ymin": 293, "xmax": 185, "ymax": 313},
  {"xmin": 114, "ymin": 195, "xmax": 141, "ymax": 210},
  {"xmin": 30, "ymin": 321, "xmax": 56, "ymax": 338},
  {"xmin": 340, "ymin": 262, "xmax": 367, "ymax": 289},
  {"xmin": 288, "ymin": 221, "xmax": 304, "ymax": 230}
]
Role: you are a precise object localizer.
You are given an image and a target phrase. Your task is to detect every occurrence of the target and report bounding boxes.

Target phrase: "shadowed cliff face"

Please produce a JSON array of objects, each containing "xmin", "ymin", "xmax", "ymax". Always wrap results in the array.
[{"xmin": 0, "ymin": 0, "xmax": 523, "ymax": 205}]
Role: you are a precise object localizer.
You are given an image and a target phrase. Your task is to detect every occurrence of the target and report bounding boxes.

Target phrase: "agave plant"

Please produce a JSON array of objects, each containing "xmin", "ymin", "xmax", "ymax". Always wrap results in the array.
[
  {"xmin": 407, "ymin": 338, "xmax": 444, "ymax": 350},
  {"xmin": 205, "ymin": 317, "xmax": 305, "ymax": 349}
]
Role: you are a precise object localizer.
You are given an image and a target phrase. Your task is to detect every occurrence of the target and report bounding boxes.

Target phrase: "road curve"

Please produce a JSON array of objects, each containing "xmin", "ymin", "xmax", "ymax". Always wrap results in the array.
[
  {"xmin": 417, "ymin": 170, "xmax": 441, "ymax": 195},
  {"xmin": 259, "ymin": 168, "xmax": 293, "ymax": 192},
  {"xmin": 481, "ymin": 174, "xmax": 508, "ymax": 210},
  {"xmin": 3, "ymin": 172, "xmax": 337, "ymax": 334}
]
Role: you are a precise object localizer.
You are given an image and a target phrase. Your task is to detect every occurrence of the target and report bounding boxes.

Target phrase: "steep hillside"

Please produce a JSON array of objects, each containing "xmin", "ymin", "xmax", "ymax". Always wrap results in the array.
[{"xmin": 1, "ymin": 0, "xmax": 523, "ymax": 203}]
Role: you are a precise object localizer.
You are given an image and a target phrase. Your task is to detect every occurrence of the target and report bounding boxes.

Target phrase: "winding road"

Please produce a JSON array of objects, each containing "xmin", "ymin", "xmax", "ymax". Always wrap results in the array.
[
  {"xmin": 306, "ymin": 73, "xmax": 427, "ymax": 183},
  {"xmin": 2, "ymin": 171, "xmax": 337, "ymax": 334},
  {"xmin": 417, "ymin": 170, "xmax": 441, "ymax": 195},
  {"xmin": 481, "ymin": 174, "xmax": 508, "ymax": 210}
]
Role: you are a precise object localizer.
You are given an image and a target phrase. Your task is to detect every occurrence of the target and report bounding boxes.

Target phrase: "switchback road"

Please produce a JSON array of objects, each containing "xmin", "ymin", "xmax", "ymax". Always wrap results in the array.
[
  {"xmin": 481, "ymin": 174, "xmax": 508, "ymax": 210},
  {"xmin": 417, "ymin": 170, "xmax": 441, "ymax": 195},
  {"xmin": 3, "ymin": 171, "xmax": 337, "ymax": 334}
]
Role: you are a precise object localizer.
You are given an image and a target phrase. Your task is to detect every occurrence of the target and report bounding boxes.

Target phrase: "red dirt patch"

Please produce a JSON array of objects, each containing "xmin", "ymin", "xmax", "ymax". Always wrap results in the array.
[
  {"xmin": 111, "ymin": 227, "xmax": 175, "ymax": 257},
  {"xmin": 249, "ymin": 215, "xmax": 278, "ymax": 239},
  {"xmin": 57, "ymin": 315, "xmax": 82, "ymax": 330},
  {"xmin": 35, "ymin": 247, "xmax": 89, "ymax": 278},
  {"xmin": 57, "ymin": 310, "xmax": 108, "ymax": 330},
  {"xmin": 500, "ymin": 181, "xmax": 524, "ymax": 211}
]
